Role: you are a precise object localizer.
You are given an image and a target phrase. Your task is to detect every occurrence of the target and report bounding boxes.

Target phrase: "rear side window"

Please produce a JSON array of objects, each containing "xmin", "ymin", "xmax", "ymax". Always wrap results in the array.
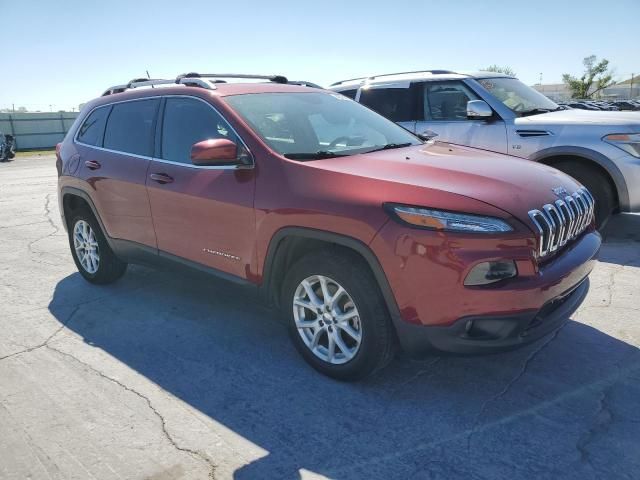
[
  {"xmin": 103, "ymin": 99, "xmax": 159, "ymax": 156},
  {"xmin": 77, "ymin": 106, "xmax": 110, "ymax": 146},
  {"xmin": 359, "ymin": 87, "xmax": 414, "ymax": 122},
  {"xmin": 338, "ymin": 89, "xmax": 357, "ymax": 99},
  {"xmin": 160, "ymin": 97, "xmax": 238, "ymax": 164}
]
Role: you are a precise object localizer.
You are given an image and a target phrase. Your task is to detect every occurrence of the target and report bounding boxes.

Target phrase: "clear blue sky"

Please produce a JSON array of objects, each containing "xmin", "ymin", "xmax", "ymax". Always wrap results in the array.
[{"xmin": 2, "ymin": 0, "xmax": 638, "ymax": 111}]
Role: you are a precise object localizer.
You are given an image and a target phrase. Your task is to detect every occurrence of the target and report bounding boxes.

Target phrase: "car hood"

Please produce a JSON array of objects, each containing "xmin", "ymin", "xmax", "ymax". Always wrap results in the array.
[
  {"xmin": 306, "ymin": 143, "xmax": 583, "ymax": 223},
  {"xmin": 516, "ymin": 109, "xmax": 640, "ymax": 128}
]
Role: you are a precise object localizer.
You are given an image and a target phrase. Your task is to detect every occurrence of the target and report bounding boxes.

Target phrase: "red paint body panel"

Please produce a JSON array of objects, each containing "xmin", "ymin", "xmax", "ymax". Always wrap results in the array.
[
  {"xmin": 75, "ymin": 144, "xmax": 157, "ymax": 248},
  {"xmin": 57, "ymin": 83, "xmax": 600, "ymax": 346},
  {"xmin": 145, "ymin": 162, "xmax": 256, "ymax": 279}
]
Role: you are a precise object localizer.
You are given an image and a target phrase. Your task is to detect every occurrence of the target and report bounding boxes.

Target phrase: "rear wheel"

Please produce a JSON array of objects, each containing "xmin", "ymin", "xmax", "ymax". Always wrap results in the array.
[
  {"xmin": 281, "ymin": 249, "xmax": 396, "ymax": 380},
  {"xmin": 552, "ymin": 161, "xmax": 615, "ymax": 229},
  {"xmin": 68, "ymin": 209, "xmax": 127, "ymax": 284}
]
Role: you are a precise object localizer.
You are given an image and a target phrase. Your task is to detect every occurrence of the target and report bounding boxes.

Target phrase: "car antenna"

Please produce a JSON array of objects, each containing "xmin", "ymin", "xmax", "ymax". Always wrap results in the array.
[{"xmin": 146, "ymin": 70, "xmax": 153, "ymax": 88}]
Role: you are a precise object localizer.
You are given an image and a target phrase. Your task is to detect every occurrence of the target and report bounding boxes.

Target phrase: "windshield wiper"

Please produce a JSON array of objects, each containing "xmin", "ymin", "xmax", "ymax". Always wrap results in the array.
[
  {"xmin": 518, "ymin": 107, "xmax": 561, "ymax": 116},
  {"xmin": 364, "ymin": 142, "xmax": 413, "ymax": 153},
  {"xmin": 283, "ymin": 151, "xmax": 350, "ymax": 160}
]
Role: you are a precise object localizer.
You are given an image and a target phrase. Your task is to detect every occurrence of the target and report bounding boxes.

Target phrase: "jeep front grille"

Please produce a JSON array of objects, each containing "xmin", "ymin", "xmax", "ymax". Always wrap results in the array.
[{"xmin": 528, "ymin": 187, "xmax": 595, "ymax": 258}]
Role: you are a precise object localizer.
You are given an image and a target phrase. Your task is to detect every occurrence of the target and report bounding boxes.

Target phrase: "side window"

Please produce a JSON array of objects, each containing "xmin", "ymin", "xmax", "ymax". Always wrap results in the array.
[
  {"xmin": 161, "ymin": 97, "xmax": 238, "ymax": 164},
  {"xmin": 77, "ymin": 106, "xmax": 110, "ymax": 146},
  {"xmin": 359, "ymin": 87, "xmax": 414, "ymax": 122},
  {"xmin": 338, "ymin": 89, "xmax": 357, "ymax": 99},
  {"xmin": 103, "ymin": 99, "xmax": 159, "ymax": 156},
  {"xmin": 423, "ymin": 81, "xmax": 479, "ymax": 121}
]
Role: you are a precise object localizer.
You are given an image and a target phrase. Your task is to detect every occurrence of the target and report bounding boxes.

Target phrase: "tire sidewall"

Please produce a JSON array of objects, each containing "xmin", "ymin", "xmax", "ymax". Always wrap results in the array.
[
  {"xmin": 281, "ymin": 252, "xmax": 392, "ymax": 380},
  {"xmin": 68, "ymin": 210, "xmax": 114, "ymax": 283}
]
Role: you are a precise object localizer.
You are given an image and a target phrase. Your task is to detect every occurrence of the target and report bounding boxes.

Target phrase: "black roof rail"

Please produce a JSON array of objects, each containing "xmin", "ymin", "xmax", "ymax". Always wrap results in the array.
[
  {"xmin": 330, "ymin": 69, "xmax": 459, "ymax": 86},
  {"xmin": 175, "ymin": 72, "xmax": 289, "ymax": 84},
  {"xmin": 287, "ymin": 80, "xmax": 324, "ymax": 89},
  {"xmin": 102, "ymin": 72, "xmax": 308, "ymax": 97}
]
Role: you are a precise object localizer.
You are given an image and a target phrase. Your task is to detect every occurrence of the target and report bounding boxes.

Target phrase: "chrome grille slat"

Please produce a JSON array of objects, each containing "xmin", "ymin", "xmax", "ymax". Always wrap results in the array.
[{"xmin": 528, "ymin": 187, "xmax": 595, "ymax": 258}]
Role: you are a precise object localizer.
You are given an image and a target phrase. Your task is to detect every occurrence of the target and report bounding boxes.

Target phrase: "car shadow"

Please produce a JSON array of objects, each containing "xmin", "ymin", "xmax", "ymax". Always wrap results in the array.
[
  {"xmin": 598, "ymin": 213, "xmax": 640, "ymax": 267},
  {"xmin": 47, "ymin": 261, "xmax": 640, "ymax": 479}
]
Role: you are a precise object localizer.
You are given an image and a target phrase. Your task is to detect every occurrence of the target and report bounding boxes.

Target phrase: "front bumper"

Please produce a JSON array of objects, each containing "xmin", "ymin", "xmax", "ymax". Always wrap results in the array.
[{"xmin": 396, "ymin": 277, "xmax": 589, "ymax": 355}]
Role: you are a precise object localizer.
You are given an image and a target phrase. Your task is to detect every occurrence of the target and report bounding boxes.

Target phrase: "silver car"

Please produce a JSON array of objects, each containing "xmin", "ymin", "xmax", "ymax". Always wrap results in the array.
[{"xmin": 330, "ymin": 70, "xmax": 640, "ymax": 227}]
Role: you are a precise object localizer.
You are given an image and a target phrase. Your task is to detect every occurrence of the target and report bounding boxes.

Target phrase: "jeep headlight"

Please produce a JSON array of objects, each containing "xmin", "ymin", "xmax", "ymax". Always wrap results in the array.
[
  {"xmin": 387, "ymin": 205, "xmax": 513, "ymax": 233},
  {"xmin": 603, "ymin": 133, "xmax": 640, "ymax": 158}
]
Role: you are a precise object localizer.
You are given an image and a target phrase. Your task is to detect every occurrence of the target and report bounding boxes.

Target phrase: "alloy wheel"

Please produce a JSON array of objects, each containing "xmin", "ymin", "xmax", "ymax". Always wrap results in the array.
[
  {"xmin": 73, "ymin": 220, "xmax": 100, "ymax": 274},
  {"xmin": 293, "ymin": 275, "xmax": 362, "ymax": 364}
]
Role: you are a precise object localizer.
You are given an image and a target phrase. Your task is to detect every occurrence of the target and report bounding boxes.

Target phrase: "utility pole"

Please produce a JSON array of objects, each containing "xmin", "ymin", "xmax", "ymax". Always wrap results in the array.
[
  {"xmin": 631, "ymin": 73, "xmax": 634, "ymax": 100},
  {"xmin": 12, "ymin": 103, "xmax": 15, "ymax": 113},
  {"xmin": 539, "ymin": 72, "xmax": 543, "ymax": 85}
]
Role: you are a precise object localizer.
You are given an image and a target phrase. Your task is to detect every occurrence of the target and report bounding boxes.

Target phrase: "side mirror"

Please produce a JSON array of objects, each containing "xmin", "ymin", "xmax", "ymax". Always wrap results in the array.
[
  {"xmin": 190, "ymin": 139, "xmax": 238, "ymax": 166},
  {"xmin": 417, "ymin": 129, "xmax": 438, "ymax": 141},
  {"xmin": 467, "ymin": 100, "xmax": 493, "ymax": 119}
]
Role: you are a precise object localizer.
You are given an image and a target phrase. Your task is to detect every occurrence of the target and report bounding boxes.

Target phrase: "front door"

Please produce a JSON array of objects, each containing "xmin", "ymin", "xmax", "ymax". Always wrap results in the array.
[
  {"xmin": 146, "ymin": 96, "xmax": 256, "ymax": 280},
  {"xmin": 414, "ymin": 80, "xmax": 508, "ymax": 153}
]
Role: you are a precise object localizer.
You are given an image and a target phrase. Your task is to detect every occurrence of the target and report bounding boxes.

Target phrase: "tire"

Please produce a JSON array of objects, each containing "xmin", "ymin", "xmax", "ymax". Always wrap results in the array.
[
  {"xmin": 553, "ymin": 161, "xmax": 616, "ymax": 229},
  {"xmin": 281, "ymin": 249, "xmax": 396, "ymax": 381},
  {"xmin": 68, "ymin": 208, "xmax": 127, "ymax": 284}
]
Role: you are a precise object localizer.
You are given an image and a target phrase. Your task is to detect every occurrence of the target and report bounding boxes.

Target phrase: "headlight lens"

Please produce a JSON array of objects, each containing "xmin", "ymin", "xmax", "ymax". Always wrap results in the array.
[
  {"xmin": 388, "ymin": 205, "xmax": 513, "ymax": 233},
  {"xmin": 603, "ymin": 133, "xmax": 640, "ymax": 157}
]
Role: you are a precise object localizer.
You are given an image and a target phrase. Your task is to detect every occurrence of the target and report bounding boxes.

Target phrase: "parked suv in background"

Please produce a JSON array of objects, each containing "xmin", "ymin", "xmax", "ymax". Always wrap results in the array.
[
  {"xmin": 57, "ymin": 73, "xmax": 600, "ymax": 380},
  {"xmin": 330, "ymin": 70, "xmax": 640, "ymax": 227}
]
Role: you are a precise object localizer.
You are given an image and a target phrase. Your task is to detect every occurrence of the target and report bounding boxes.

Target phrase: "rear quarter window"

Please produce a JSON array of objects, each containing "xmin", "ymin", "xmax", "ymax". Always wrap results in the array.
[
  {"xmin": 76, "ymin": 106, "xmax": 110, "ymax": 146},
  {"xmin": 359, "ymin": 88, "xmax": 415, "ymax": 122},
  {"xmin": 103, "ymin": 99, "xmax": 160, "ymax": 156}
]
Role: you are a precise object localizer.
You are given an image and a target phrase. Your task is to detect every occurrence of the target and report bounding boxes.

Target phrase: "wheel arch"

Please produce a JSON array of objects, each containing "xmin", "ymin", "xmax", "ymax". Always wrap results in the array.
[
  {"xmin": 260, "ymin": 227, "xmax": 402, "ymax": 325},
  {"xmin": 531, "ymin": 146, "xmax": 628, "ymax": 211},
  {"xmin": 61, "ymin": 187, "xmax": 115, "ymax": 249}
]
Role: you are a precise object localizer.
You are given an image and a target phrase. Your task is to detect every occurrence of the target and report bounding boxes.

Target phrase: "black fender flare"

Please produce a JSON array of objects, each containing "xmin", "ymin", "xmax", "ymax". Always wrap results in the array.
[
  {"xmin": 60, "ymin": 186, "xmax": 117, "ymax": 250},
  {"xmin": 530, "ymin": 146, "xmax": 629, "ymax": 211},
  {"xmin": 261, "ymin": 227, "xmax": 402, "ymax": 326}
]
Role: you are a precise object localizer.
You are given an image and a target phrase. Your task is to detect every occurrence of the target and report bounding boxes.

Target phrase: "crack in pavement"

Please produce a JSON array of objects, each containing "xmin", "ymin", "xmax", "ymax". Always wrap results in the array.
[
  {"xmin": 26, "ymin": 194, "xmax": 64, "ymax": 262},
  {"xmin": 465, "ymin": 325, "xmax": 565, "ymax": 454},
  {"xmin": 0, "ymin": 279, "xmax": 165, "ymax": 363},
  {"xmin": 45, "ymin": 344, "xmax": 217, "ymax": 479},
  {"xmin": 575, "ymin": 384, "xmax": 614, "ymax": 472},
  {"xmin": 0, "ymin": 305, "xmax": 81, "ymax": 362}
]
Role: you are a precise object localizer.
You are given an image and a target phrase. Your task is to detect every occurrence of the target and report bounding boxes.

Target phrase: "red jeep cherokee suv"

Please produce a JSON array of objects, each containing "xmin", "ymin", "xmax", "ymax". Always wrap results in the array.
[{"xmin": 56, "ymin": 73, "xmax": 600, "ymax": 380}]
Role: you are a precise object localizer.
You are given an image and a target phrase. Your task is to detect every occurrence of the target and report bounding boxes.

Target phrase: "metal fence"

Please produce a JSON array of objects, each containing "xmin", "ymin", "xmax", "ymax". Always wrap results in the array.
[{"xmin": 0, "ymin": 112, "xmax": 79, "ymax": 150}]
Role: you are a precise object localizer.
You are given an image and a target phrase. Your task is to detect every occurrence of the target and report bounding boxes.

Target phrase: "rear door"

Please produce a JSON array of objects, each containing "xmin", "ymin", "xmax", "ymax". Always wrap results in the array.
[
  {"xmin": 357, "ymin": 82, "xmax": 419, "ymax": 133},
  {"xmin": 414, "ymin": 80, "xmax": 508, "ymax": 153},
  {"xmin": 145, "ymin": 96, "xmax": 256, "ymax": 280},
  {"xmin": 76, "ymin": 99, "xmax": 159, "ymax": 248}
]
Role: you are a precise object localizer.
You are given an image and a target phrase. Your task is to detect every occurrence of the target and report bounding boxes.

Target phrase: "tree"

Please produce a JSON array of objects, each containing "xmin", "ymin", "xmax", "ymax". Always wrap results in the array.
[
  {"xmin": 482, "ymin": 65, "xmax": 516, "ymax": 76},
  {"xmin": 562, "ymin": 55, "xmax": 615, "ymax": 99}
]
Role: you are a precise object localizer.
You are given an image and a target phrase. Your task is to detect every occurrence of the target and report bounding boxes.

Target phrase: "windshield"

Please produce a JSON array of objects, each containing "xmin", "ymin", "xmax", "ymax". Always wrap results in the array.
[
  {"xmin": 224, "ymin": 92, "xmax": 421, "ymax": 159},
  {"xmin": 477, "ymin": 77, "xmax": 559, "ymax": 114}
]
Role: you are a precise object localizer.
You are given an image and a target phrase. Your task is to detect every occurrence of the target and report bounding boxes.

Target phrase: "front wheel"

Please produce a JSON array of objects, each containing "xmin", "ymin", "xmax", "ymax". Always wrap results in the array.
[
  {"xmin": 281, "ymin": 250, "xmax": 396, "ymax": 381},
  {"xmin": 553, "ymin": 161, "xmax": 615, "ymax": 229}
]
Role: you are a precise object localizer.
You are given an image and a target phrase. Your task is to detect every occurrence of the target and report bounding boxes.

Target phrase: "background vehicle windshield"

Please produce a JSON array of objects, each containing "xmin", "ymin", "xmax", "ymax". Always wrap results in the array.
[
  {"xmin": 477, "ymin": 77, "xmax": 559, "ymax": 113},
  {"xmin": 224, "ymin": 92, "xmax": 421, "ymax": 158}
]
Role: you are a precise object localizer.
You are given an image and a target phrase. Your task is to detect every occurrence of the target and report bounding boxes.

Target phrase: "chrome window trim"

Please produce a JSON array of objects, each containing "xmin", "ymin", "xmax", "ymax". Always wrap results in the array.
[{"xmin": 73, "ymin": 95, "xmax": 254, "ymax": 170}]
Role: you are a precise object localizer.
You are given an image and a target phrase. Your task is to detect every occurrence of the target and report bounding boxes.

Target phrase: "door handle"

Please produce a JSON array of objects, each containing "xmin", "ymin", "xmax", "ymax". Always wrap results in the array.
[
  {"xmin": 85, "ymin": 160, "xmax": 101, "ymax": 170},
  {"xmin": 149, "ymin": 173, "xmax": 174, "ymax": 184}
]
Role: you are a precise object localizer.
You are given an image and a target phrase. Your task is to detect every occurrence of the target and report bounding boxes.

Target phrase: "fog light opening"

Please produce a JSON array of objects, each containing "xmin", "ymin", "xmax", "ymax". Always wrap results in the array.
[{"xmin": 464, "ymin": 260, "xmax": 517, "ymax": 286}]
